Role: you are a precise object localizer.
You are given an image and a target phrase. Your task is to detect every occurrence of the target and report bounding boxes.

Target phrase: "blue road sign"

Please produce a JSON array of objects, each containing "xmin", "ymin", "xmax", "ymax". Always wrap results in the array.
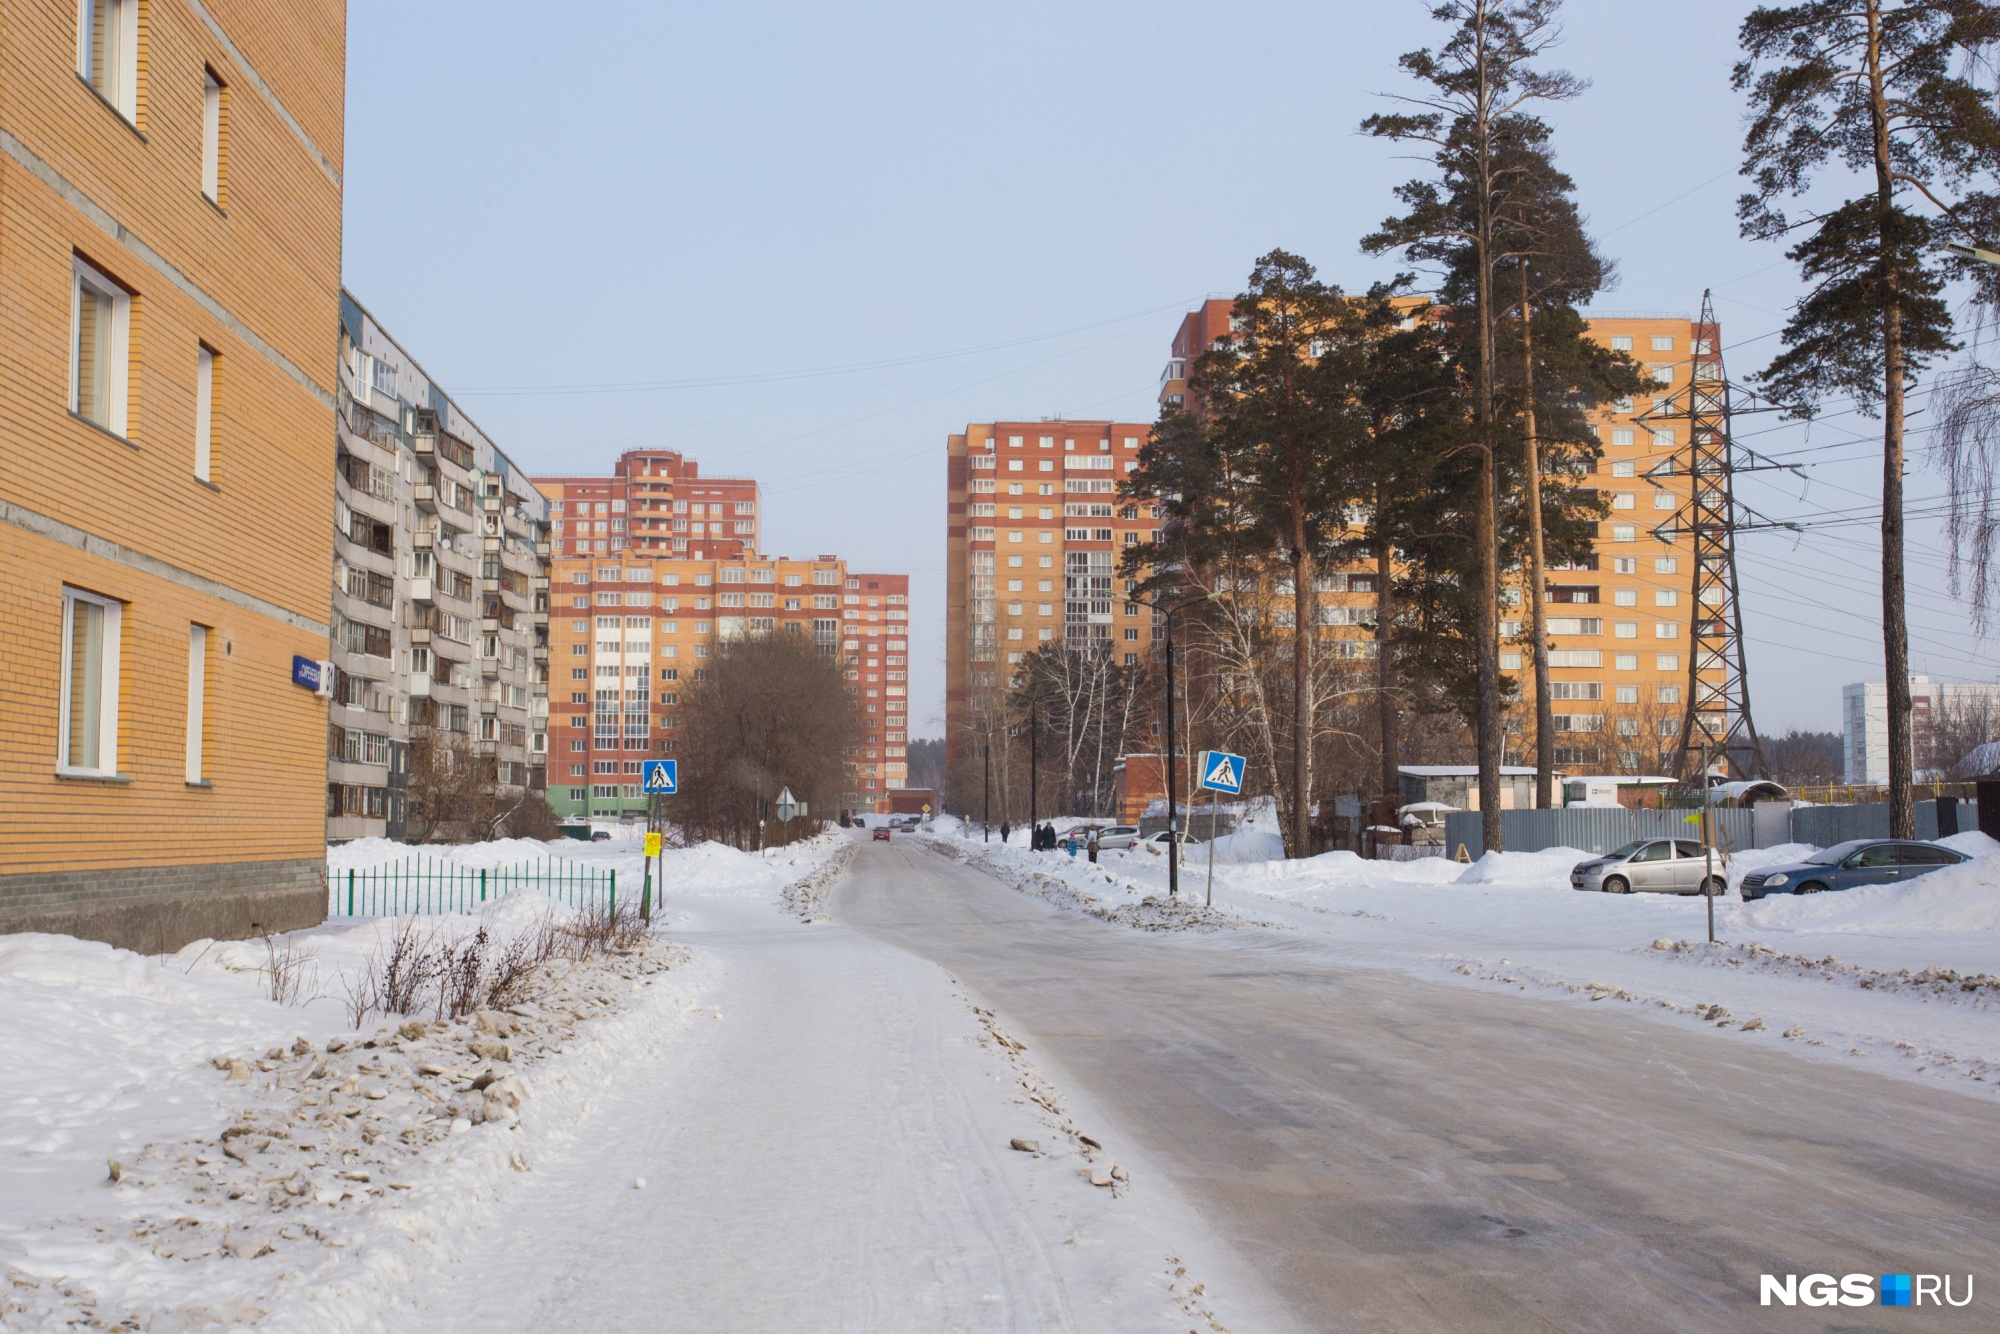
[
  {"xmin": 1197, "ymin": 750, "xmax": 1246, "ymax": 794},
  {"xmin": 642, "ymin": 760, "xmax": 679, "ymax": 795},
  {"xmin": 291, "ymin": 655, "xmax": 323, "ymax": 691}
]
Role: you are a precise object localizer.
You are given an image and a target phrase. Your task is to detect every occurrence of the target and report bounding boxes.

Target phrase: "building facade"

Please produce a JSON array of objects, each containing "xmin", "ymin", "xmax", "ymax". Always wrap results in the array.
[
  {"xmin": 944, "ymin": 422, "xmax": 1161, "ymax": 782},
  {"xmin": 328, "ymin": 296, "xmax": 553, "ymax": 841},
  {"xmin": 1843, "ymin": 676, "xmax": 2000, "ymax": 783},
  {"xmin": 0, "ymin": 0, "xmax": 347, "ymax": 947},
  {"xmin": 538, "ymin": 449, "xmax": 759, "ymax": 564},
  {"xmin": 536, "ymin": 450, "xmax": 911, "ymax": 820},
  {"xmin": 944, "ymin": 310, "xmax": 1723, "ymax": 802},
  {"xmin": 538, "ymin": 553, "xmax": 850, "ymax": 820},
  {"xmin": 844, "ymin": 572, "xmax": 912, "ymax": 805}
]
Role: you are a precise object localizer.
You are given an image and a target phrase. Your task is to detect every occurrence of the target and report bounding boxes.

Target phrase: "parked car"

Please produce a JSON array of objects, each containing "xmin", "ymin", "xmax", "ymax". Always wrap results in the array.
[
  {"xmin": 590, "ymin": 830, "xmax": 612, "ymax": 842},
  {"xmin": 1571, "ymin": 838, "xmax": 1726, "ymax": 895},
  {"xmin": 1138, "ymin": 830, "xmax": 1197, "ymax": 854},
  {"xmin": 1093, "ymin": 825, "xmax": 1142, "ymax": 850},
  {"xmin": 1739, "ymin": 839, "xmax": 1966, "ymax": 900},
  {"xmin": 872, "ymin": 826, "xmax": 892, "ymax": 842}
]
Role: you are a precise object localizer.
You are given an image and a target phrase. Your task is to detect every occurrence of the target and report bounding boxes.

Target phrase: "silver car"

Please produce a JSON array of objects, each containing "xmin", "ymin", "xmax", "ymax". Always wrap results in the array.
[
  {"xmin": 1571, "ymin": 838, "xmax": 1726, "ymax": 895},
  {"xmin": 1091, "ymin": 825, "xmax": 1142, "ymax": 850}
]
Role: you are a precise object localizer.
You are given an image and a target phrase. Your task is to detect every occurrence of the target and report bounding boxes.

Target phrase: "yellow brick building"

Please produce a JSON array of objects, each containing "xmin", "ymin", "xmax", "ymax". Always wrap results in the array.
[{"xmin": 0, "ymin": 0, "xmax": 346, "ymax": 947}]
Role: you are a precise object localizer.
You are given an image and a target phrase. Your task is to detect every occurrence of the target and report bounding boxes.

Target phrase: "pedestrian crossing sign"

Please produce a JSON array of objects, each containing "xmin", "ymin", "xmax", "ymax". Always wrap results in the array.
[
  {"xmin": 642, "ymin": 760, "xmax": 678, "ymax": 795},
  {"xmin": 1197, "ymin": 750, "xmax": 1245, "ymax": 794}
]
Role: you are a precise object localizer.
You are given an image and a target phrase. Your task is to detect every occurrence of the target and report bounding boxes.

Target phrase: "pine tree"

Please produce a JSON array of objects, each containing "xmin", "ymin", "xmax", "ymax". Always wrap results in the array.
[
  {"xmin": 1362, "ymin": 0, "xmax": 1583, "ymax": 850},
  {"xmin": 1125, "ymin": 251, "xmax": 1371, "ymax": 857},
  {"xmin": 1736, "ymin": 0, "xmax": 2000, "ymax": 837}
]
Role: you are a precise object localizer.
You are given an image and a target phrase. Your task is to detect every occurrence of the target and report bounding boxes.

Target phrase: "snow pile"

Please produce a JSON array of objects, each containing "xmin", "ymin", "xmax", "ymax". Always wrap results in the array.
[{"xmin": 1740, "ymin": 849, "xmax": 2000, "ymax": 935}]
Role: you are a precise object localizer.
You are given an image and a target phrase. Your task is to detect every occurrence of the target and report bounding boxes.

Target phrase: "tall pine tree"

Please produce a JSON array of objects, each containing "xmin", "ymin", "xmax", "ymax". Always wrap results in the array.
[
  {"xmin": 1362, "ymin": 0, "xmax": 1583, "ymax": 849},
  {"xmin": 1736, "ymin": 0, "xmax": 2000, "ymax": 836}
]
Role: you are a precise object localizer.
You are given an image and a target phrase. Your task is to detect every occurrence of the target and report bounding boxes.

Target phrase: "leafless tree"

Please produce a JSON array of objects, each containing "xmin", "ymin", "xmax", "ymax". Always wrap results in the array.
[{"xmin": 662, "ymin": 630, "xmax": 856, "ymax": 847}]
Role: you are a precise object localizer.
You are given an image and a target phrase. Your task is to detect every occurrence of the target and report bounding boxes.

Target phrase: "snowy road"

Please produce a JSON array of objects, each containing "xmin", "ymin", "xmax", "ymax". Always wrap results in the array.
[
  {"xmin": 843, "ymin": 841, "xmax": 2000, "ymax": 1331},
  {"xmin": 416, "ymin": 845, "xmax": 1285, "ymax": 1333}
]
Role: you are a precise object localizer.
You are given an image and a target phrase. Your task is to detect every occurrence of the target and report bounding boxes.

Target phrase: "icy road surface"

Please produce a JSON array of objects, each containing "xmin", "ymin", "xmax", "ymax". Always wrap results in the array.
[{"xmin": 843, "ymin": 840, "xmax": 2000, "ymax": 1332}]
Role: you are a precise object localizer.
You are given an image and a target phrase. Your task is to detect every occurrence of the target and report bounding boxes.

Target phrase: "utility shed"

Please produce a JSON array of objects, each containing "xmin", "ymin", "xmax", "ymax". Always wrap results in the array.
[{"xmin": 1398, "ymin": 766, "xmax": 1549, "ymax": 811}]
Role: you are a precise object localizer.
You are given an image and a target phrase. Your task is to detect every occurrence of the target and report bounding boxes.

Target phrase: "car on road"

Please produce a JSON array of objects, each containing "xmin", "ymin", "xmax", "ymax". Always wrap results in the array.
[
  {"xmin": 1571, "ymin": 838, "xmax": 1726, "ymax": 895},
  {"xmin": 1138, "ymin": 830, "xmax": 1197, "ymax": 855},
  {"xmin": 872, "ymin": 826, "xmax": 892, "ymax": 842},
  {"xmin": 1739, "ymin": 838, "xmax": 1967, "ymax": 900}
]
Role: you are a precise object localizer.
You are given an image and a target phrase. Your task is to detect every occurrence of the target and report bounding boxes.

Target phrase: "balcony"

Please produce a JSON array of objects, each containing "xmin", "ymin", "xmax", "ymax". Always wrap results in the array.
[
  {"xmin": 533, "ymin": 610, "xmax": 550, "ymax": 628},
  {"xmin": 479, "ymin": 697, "xmax": 499, "ymax": 714},
  {"xmin": 413, "ymin": 432, "xmax": 435, "ymax": 460},
  {"xmin": 412, "ymin": 529, "xmax": 434, "ymax": 551},
  {"xmin": 534, "ymin": 542, "xmax": 551, "ymax": 559},
  {"xmin": 482, "ymin": 493, "xmax": 503, "ymax": 514},
  {"xmin": 408, "ymin": 577, "xmax": 433, "ymax": 604},
  {"xmin": 533, "ymin": 643, "xmax": 549, "ymax": 663},
  {"xmin": 409, "ymin": 672, "xmax": 432, "ymax": 698},
  {"xmin": 414, "ymin": 484, "xmax": 437, "ymax": 513},
  {"xmin": 409, "ymin": 627, "xmax": 431, "ymax": 646},
  {"xmin": 484, "ymin": 535, "xmax": 503, "ymax": 554}
]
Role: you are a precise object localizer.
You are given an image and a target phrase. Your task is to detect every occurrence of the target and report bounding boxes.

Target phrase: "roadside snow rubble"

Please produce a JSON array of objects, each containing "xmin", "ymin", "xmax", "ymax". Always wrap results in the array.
[
  {"xmin": 929, "ymin": 822, "xmax": 2000, "ymax": 1098},
  {"xmin": 0, "ymin": 833, "xmax": 848, "ymax": 1331}
]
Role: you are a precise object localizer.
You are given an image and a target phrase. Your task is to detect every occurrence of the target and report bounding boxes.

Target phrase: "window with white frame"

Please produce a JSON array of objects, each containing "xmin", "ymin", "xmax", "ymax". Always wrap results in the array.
[
  {"xmin": 186, "ymin": 624, "xmax": 207, "ymax": 782},
  {"xmin": 202, "ymin": 70, "xmax": 225, "ymax": 203},
  {"xmin": 71, "ymin": 257, "xmax": 130, "ymax": 434},
  {"xmin": 60, "ymin": 587, "xmax": 122, "ymax": 776},
  {"xmin": 194, "ymin": 345, "xmax": 215, "ymax": 480},
  {"xmin": 77, "ymin": 0, "xmax": 138, "ymax": 120},
  {"xmin": 1651, "ymin": 335, "xmax": 1675, "ymax": 351}
]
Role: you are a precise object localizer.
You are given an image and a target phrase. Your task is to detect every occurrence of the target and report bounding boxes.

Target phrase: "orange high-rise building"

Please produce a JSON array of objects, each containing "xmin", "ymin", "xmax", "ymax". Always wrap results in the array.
[
  {"xmin": 944, "ymin": 422, "xmax": 1160, "ymax": 783},
  {"xmin": 536, "ymin": 450, "xmax": 907, "ymax": 821},
  {"xmin": 843, "ymin": 572, "xmax": 912, "ymax": 805}
]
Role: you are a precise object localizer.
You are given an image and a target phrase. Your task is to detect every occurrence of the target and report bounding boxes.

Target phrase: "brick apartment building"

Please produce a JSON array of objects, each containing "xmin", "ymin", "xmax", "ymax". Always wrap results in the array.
[
  {"xmin": 945, "ymin": 302, "xmax": 1722, "ymax": 799},
  {"xmin": 0, "ymin": 0, "xmax": 347, "ymax": 947},
  {"xmin": 944, "ymin": 422, "xmax": 1162, "ymax": 781},
  {"xmin": 537, "ymin": 451, "xmax": 910, "ymax": 820}
]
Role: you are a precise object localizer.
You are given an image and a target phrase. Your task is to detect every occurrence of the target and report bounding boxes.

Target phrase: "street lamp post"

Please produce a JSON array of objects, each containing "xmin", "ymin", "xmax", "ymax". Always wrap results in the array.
[
  {"xmin": 983, "ymin": 729, "xmax": 991, "ymax": 842},
  {"xmin": 1027, "ymin": 704, "xmax": 1039, "ymax": 850},
  {"xmin": 1135, "ymin": 588, "xmax": 1204, "ymax": 901}
]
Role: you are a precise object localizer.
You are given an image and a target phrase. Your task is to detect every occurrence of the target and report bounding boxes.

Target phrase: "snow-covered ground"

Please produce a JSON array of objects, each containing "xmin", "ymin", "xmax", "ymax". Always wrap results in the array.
[
  {"xmin": 2, "ymin": 831, "xmax": 1279, "ymax": 1332},
  {"xmin": 924, "ymin": 816, "xmax": 2000, "ymax": 1099}
]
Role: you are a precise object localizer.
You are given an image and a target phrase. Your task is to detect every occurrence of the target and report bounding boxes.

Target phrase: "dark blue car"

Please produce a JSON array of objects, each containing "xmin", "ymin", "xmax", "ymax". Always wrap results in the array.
[{"xmin": 1739, "ymin": 839, "xmax": 1967, "ymax": 901}]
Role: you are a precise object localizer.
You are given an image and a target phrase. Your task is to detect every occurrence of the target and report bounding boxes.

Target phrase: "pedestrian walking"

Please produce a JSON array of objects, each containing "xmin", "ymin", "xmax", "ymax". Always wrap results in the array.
[
  {"xmin": 1000, "ymin": 821, "xmax": 1011, "ymax": 845},
  {"xmin": 1087, "ymin": 831, "xmax": 1100, "ymax": 863}
]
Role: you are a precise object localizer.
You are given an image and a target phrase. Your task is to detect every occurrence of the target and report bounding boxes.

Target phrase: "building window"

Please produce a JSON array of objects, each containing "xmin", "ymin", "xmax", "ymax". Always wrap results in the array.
[
  {"xmin": 1653, "ymin": 622, "xmax": 1680, "ymax": 639},
  {"xmin": 1615, "ymin": 654, "xmax": 1638, "ymax": 670},
  {"xmin": 1611, "ymin": 493, "xmax": 1636, "ymax": 511},
  {"xmin": 60, "ymin": 588, "xmax": 122, "ymax": 776},
  {"xmin": 1656, "ymin": 654, "xmax": 1679, "ymax": 671},
  {"xmin": 1654, "ymin": 557, "xmax": 1679, "ymax": 574},
  {"xmin": 77, "ymin": 0, "xmax": 138, "ymax": 120},
  {"xmin": 1610, "ymin": 335, "xmax": 1633, "ymax": 351},
  {"xmin": 1658, "ymin": 686, "xmax": 1682, "ymax": 704},
  {"xmin": 1651, "ymin": 335, "xmax": 1675, "ymax": 352},
  {"xmin": 71, "ymin": 257, "xmax": 130, "ymax": 435},
  {"xmin": 1613, "ymin": 557, "xmax": 1637, "ymax": 574},
  {"xmin": 1611, "ymin": 525, "xmax": 1636, "ymax": 543},
  {"xmin": 185, "ymin": 625, "xmax": 207, "ymax": 783},
  {"xmin": 194, "ymin": 345, "xmax": 215, "ymax": 481},
  {"xmin": 202, "ymin": 69, "xmax": 226, "ymax": 203},
  {"xmin": 1654, "ymin": 589, "xmax": 1678, "ymax": 606},
  {"xmin": 1653, "ymin": 492, "xmax": 1675, "ymax": 510}
]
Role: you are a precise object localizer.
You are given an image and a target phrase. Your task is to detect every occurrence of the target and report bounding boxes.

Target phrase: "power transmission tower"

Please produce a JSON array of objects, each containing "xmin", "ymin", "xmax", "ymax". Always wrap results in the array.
[{"xmin": 1636, "ymin": 291, "xmax": 1774, "ymax": 782}]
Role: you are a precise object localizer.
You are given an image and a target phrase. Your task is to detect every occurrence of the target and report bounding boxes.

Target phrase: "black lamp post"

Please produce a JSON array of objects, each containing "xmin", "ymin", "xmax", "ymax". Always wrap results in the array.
[{"xmin": 1136, "ymin": 588, "xmax": 1204, "ymax": 899}]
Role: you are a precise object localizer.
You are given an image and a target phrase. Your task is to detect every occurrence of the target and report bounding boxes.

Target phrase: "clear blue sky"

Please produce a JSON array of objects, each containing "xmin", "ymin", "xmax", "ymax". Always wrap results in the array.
[{"xmin": 341, "ymin": 0, "xmax": 1997, "ymax": 744}]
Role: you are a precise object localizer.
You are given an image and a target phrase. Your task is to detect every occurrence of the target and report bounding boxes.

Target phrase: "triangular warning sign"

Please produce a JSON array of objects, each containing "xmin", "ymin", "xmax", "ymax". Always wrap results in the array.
[
  {"xmin": 1206, "ymin": 755, "xmax": 1236, "ymax": 786},
  {"xmin": 644, "ymin": 766, "xmax": 673, "ymax": 793}
]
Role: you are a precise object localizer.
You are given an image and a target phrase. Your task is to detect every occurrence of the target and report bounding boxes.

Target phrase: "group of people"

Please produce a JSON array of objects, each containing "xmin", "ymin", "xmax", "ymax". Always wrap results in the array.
[{"xmin": 997, "ymin": 821, "xmax": 1063, "ymax": 852}]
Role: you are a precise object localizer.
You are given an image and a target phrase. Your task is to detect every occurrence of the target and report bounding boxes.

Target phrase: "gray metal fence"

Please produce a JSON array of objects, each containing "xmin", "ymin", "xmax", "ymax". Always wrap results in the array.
[
  {"xmin": 1444, "ymin": 807, "xmax": 1754, "ymax": 860},
  {"xmin": 1440, "ymin": 797, "xmax": 1974, "ymax": 860}
]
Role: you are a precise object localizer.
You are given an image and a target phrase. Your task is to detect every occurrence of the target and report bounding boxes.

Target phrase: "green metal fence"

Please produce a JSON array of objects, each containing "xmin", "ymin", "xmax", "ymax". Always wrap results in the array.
[{"xmin": 328, "ymin": 856, "xmax": 617, "ymax": 917}]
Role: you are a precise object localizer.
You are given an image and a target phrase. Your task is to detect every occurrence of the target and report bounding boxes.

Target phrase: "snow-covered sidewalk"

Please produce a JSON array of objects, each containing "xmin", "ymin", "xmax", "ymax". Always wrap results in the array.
[
  {"xmin": 413, "ymin": 837, "xmax": 1277, "ymax": 1333},
  {"xmin": 925, "ymin": 817, "xmax": 2000, "ymax": 1099},
  {"xmin": 2, "ymin": 831, "xmax": 1279, "ymax": 1331}
]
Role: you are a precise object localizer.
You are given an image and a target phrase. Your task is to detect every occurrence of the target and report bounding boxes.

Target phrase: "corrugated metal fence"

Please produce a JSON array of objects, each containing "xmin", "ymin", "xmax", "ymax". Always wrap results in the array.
[{"xmin": 1442, "ymin": 798, "xmax": 1974, "ymax": 859}]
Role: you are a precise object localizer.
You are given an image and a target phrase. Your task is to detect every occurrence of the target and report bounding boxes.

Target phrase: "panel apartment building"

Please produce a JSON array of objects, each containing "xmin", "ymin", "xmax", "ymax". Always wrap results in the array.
[
  {"xmin": 943, "ymin": 423, "xmax": 1161, "ymax": 777},
  {"xmin": 943, "ymin": 303, "xmax": 1718, "ymax": 792},
  {"xmin": 328, "ymin": 296, "xmax": 553, "ymax": 841},
  {"xmin": 536, "ymin": 450, "xmax": 910, "ymax": 819},
  {"xmin": 0, "ymin": 0, "xmax": 347, "ymax": 947}
]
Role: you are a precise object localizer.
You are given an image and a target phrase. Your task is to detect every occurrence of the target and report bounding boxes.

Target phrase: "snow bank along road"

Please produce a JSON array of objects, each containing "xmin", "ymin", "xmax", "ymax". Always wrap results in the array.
[{"xmin": 842, "ymin": 840, "xmax": 2000, "ymax": 1332}]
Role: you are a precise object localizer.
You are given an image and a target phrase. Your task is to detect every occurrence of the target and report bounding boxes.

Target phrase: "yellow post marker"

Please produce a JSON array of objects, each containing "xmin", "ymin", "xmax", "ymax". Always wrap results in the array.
[{"xmin": 644, "ymin": 832, "xmax": 662, "ymax": 857}]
